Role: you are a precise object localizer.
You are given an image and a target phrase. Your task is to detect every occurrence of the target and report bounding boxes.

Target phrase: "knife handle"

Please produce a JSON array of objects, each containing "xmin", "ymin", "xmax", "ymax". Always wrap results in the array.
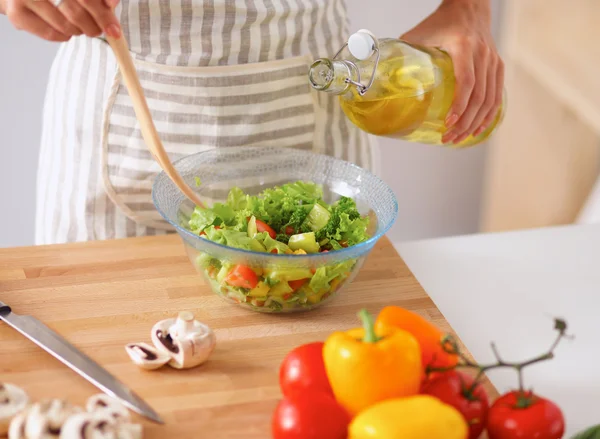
[{"xmin": 0, "ymin": 300, "xmax": 11, "ymax": 314}]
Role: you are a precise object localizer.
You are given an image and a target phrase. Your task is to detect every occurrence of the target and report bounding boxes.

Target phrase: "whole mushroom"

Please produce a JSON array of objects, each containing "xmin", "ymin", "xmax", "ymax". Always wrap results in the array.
[
  {"xmin": 0, "ymin": 383, "xmax": 29, "ymax": 436},
  {"xmin": 150, "ymin": 311, "xmax": 216, "ymax": 369},
  {"xmin": 8, "ymin": 399, "xmax": 81, "ymax": 439}
]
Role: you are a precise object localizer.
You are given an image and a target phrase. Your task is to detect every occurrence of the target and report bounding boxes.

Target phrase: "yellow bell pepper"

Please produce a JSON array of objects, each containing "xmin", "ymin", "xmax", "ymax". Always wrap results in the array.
[
  {"xmin": 349, "ymin": 395, "xmax": 468, "ymax": 439},
  {"xmin": 323, "ymin": 308, "xmax": 422, "ymax": 416}
]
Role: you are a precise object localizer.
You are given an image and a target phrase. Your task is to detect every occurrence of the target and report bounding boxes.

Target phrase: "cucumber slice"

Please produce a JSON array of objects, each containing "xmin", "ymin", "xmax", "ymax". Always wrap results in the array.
[
  {"xmin": 288, "ymin": 232, "xmax": 320, "ymax": 254},
  {"xmin": 247, "ymin": 216, "xmax": 258, "ymax": 237},
  {"xmin": 304, "ymin": 204, "xmax": 331, "ymax": 232}
]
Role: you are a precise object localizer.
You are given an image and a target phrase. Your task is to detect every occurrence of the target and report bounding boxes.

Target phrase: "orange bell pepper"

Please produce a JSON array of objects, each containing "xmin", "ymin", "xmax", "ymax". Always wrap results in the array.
[
  {"xmin": 323, "ymin": 309, "xmax": 422, "ymax": 416},
  {"xmin": 374, "ymin": 306, "xmax": 458, "ymax": 373}
]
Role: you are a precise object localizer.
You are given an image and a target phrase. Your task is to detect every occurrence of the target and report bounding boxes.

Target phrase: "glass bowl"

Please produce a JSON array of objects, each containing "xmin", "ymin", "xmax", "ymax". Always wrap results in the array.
[{"xmin": 152, "ymin": 146, "xmax": 398, "ymax": 313}]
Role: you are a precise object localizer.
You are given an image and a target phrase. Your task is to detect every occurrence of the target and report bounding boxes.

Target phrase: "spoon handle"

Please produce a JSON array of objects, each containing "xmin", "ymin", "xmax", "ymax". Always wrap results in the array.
[{"xmin": 105, "ymin": 34, "xmax": 205, "ymax": 209}]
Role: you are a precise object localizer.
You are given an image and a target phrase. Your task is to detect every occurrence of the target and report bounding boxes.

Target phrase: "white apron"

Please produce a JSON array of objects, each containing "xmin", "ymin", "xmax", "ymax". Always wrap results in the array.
[{"xmin": 35, "ymin": 0, "xmax": 377, "ymax": 245}]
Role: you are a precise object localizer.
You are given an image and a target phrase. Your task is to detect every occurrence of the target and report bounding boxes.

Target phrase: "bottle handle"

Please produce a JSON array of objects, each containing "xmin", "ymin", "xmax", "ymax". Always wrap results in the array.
[{"xmin": 332, "ymin": 32, "xmax": 381, "ymax": 96}]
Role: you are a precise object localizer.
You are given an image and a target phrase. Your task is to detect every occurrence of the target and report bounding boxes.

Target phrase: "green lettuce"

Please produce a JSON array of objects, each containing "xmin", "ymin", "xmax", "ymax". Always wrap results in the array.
[{"xmin": 309, "ymin": 259, "xmax": 356, "ymax": 293}]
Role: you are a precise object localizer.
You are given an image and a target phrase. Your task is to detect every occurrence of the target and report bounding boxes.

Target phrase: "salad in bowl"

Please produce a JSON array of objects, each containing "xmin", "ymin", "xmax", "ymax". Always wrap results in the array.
[
  {"xmin": 152, "ymin": 146, "xmax": 398, "ymax": 313},
  {"xmin": 188, "ymin": 181, "xmax": 371, "ymax": 310}
]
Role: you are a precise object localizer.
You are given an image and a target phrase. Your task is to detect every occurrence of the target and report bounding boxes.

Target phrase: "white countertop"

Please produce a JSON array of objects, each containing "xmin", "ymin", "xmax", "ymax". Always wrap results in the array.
[{"xmin": 397, "ymin": 223, "xmax": 600, "ymax": 436}]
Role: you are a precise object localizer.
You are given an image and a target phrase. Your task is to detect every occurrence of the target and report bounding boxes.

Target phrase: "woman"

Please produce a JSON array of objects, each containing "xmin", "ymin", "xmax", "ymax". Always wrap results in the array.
[{"xmin": 0, "ymin": 0, "xmax": 503, "ymax": 245}]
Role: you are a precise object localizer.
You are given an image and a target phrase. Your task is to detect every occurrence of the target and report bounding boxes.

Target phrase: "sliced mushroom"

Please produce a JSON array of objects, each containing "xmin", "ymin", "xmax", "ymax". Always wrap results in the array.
[
  {"xmin": 58, "ymin": 412, "xmax": 115, "ymax": 439},
  {"xmin": 124, "ymin": 343, "xmax": 170, "ymax": 371},
  {"xmin": 9, "ymin": 399, "xmax": 81, "ymax": 439},
  {"xmin": 59, "ymin": 411, "xmax": 142, "ymax": 439},
  {"xmin": 150, "ymin": 311, "xmax": 216, "ymax": 369},
  {"xmin": 0, "ymin": 383, "xmax": 29, "ymax": 436},
  {"xmin": 85, "ymin": 394, "xmax": 129, "ymax": 423}
]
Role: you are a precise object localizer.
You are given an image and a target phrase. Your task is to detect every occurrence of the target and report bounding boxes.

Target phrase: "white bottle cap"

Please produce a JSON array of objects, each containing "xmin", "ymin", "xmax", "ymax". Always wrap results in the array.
[{"xmin": 347, "ymin": 29, "xmax": 376, "ymax": 60}]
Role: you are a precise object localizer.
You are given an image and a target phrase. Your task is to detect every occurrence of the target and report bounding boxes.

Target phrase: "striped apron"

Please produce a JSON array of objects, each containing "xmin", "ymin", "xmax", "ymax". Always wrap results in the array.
[{"xmin": 35, "ymin": 0, "xmax": 377, "ymax": 245}]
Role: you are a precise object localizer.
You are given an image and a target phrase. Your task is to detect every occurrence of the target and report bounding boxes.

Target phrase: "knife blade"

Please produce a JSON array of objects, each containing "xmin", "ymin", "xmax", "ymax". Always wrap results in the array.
[{"xmin": 0, "ymin": 301, "xmax": 163, "ymax": 424}]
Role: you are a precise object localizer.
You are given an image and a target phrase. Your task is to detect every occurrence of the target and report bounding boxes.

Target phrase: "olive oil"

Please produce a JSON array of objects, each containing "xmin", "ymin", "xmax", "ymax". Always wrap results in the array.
[{"xmin": 309, "ymin": 30, "xmax": 505, "ymax": 147}]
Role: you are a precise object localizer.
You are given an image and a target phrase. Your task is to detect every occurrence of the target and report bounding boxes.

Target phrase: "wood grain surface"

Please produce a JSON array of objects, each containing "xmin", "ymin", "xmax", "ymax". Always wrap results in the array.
[{"xmin": 0, "ymin": 235, "xmax": 495, "ymax": 438}]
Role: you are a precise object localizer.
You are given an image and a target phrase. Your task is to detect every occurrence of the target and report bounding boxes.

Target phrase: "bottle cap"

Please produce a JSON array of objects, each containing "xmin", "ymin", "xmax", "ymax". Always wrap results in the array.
[{"xmin": 347, "ymin": 29, "xmax": 376, "ymax": 60}]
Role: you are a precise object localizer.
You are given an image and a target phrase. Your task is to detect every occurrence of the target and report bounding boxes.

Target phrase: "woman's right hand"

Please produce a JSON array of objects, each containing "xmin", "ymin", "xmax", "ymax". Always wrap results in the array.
[{"xmin": 0, "ymin": 0, "xmax": 121, "ymax": 42}]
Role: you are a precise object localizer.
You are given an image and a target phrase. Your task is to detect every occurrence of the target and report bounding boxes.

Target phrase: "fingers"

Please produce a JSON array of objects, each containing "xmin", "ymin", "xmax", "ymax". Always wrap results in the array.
[
  {"xmin": 56, "ymin": 0, "xmax": 101, "ymax": 36},
  {"xmin": 477, "ymin": 59, "xmax": 505, "ymax": 136},
  {"xmin": 75, "ymin": 0, "xmax": 121, "ymax": 37},
  {"xmin": 441, "ymin": 45, "xmax": 475, "ymax": 143},
  {"xmin": 6, "ymin": 4, "xmax": 70, "ymax": 41},
  {"xmin": 442, "ymin": 38, "xmax": 505, "ymax": 144},
  {"xmin": 458, "ymin": 49, "xmax": 495, "ymax": 142},
  {"xmin": 56, "ymin": 0, "xmax": 121, "ymax": 38},
  {"xmin": 27, "ymin": 0, "xmax": 81, "ymax": 37},
  {"xmin": 444, "ymin": 44, "xmax": 488, "ymax": 144}
]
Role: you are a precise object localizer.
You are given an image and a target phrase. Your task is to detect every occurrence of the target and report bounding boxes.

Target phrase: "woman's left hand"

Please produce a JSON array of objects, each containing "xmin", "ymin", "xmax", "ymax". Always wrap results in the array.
[{"xmin": 401, "ymin": 0, "xmax": 504, "ymax": 144}]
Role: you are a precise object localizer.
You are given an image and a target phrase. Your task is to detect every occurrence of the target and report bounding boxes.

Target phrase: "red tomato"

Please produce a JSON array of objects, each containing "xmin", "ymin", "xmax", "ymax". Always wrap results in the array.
[
  {"xmin": 255, "ymin": 219, "xmax": 277, "ymax": 239},
  {"xmin": 224, "ymin": 265, "xmax": 258, "ymax": 289},
  {"xmin": 421, "ymin": 371, "xmax": 489, "ymax": 439},
  {"xmin": 285, "ymin": 226, "xmax": 295, "ymax": 235},
  {"xmin": 487, "ymin": 390, "xmax": 565, "ymax": 439},
  {"xmin": 279, "ymin": 342, "xmax": 333, "ymax": 397},
  {"xmin": 272, "ymin": 391, "xmax": 348, "ymax": 439},
  {"xmin": 288, "ymin": 279, "xmax": 308, "ymax": 291}
]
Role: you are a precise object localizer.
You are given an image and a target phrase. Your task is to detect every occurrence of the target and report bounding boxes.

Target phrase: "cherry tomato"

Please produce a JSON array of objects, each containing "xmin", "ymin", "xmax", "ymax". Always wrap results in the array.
[
  {"xmin": 421, "ymin": 371, "xmax": 489, "ymax": 439},
  {"xmin": 279, "ymin": 342, "xmax": 333, "ymax": 397},
  {"xmin": 255, "ymin": 219, "xmax": 277, "ymax": 239},
  {"xmin": 224, "ymin": 265, "xmax": 258, "ymax": 289},
  {"xmin": 487, "ymin": 390, "xmax": 565, "ymax": 439},
  {"xmin": 288, "ymin": 279, "xmax": 308, "ymax": 291},
  {"xmin": 272, "ymin": 391, "xmax": 349, "ymax": 439}
]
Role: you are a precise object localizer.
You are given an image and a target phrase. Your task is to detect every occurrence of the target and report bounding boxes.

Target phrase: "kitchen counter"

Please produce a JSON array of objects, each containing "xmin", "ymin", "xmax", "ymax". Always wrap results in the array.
[
  {"xmin": 398, "ymin": 223, "xmax": 600, "ymax": 436},
  {"xmin": 1, "ymin": 235, "xmax": 488, "ymax": 438}
]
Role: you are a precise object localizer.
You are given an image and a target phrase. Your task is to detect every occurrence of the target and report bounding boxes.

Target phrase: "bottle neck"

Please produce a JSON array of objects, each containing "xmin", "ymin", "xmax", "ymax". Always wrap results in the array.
[{"xmin": 308, "ymin": 59, "xmax": 356, "ymax": 95}]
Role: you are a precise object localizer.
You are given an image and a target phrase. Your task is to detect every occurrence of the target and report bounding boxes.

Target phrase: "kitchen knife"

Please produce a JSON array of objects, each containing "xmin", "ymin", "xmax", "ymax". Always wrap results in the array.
[{"xmin": 0, "ymin": 301, "xmax": 163, "ymax": 424}]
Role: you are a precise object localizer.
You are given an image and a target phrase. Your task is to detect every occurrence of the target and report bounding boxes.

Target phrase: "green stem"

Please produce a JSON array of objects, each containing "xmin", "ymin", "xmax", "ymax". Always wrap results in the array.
[
  {"xmin": 358, "ymin": 309, "xmax": 381, "ymax": 343},
  {"xmin": 428, "ymin": 318, "xmax": 570, "ymax": 394}
]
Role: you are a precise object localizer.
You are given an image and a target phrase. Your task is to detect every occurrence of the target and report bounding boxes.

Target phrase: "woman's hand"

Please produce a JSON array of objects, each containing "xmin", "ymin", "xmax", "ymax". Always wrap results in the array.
[
  {"xmin": 401, "ymin": 0, "xmax": 504, "ymax": 144},
  {"xmin": 0, "ymin": 0, "xmax": 121, "ymax": 42}
]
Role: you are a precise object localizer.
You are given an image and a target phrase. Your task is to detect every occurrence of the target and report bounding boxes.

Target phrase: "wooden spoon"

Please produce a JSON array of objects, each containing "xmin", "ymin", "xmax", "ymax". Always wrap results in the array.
[{"xmin": 104, "ymin": 34, "xmax": 205, "ymax": 209}]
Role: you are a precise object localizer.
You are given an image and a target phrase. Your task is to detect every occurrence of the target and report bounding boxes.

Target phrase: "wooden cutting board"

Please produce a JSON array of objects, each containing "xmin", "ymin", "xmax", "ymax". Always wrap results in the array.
[{"xmin": 0, "ymin": 235, "xmax": 494, "ymax": 438}]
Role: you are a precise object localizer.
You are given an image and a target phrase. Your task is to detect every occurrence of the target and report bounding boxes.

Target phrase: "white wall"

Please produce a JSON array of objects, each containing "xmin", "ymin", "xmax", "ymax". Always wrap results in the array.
[
  {"xmin": 0, "ymin": 20, "xmax": 58, "ymax": 248},
  {"xmin": 0, "ymin": 1, "xmax": 502, "ymax": 248}
]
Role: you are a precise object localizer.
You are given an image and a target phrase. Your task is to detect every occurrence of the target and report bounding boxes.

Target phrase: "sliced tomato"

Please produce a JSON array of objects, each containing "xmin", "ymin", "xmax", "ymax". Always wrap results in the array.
[
  {"xmin": 270, "ymin": 249, "xmax": 279, "ymax": 254},
  {"xmin": 256, "ymin": 219, "xmax": 277, "ymax": 239},
  {"xmin": 288, "ymin": 279, "xmax": 308, "ymax": 291},
  {"xmin": 285, "ymin": 226, "xmax": 295, "ymax": 235},
  {"xmin": 225, "ymin": 265, "xmax": 259, "ymax": 289}
]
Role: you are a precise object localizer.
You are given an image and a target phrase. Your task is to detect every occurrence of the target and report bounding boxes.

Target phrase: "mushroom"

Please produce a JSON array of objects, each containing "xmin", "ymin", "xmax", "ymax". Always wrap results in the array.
[
  {"xmin": 150, "ymin": 311, "xmax": 216, "ymax": 369},
  {"xmin": 124, "ymin": 343, "xmax": 170, "ymax": 371},
  {"xmin": 8, "ymin": 399, "xmax": 82, "ymax": 439},
  {"xmin": 59, "ymin": 412, "xmax": 142, "ymax": 439},
  {"xmin": 0, "ymin": 383, "xmax": 29, "ymax": 436},
  {"xmin": 85, "ymin": 394, "xmax": 129, "ymax": 423}
]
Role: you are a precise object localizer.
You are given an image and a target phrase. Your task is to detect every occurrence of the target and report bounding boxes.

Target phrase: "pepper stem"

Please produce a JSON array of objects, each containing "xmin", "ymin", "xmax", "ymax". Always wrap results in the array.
[{"xmin": 358, "ymin": 309, "xmax": 381, "ymax": 343}]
